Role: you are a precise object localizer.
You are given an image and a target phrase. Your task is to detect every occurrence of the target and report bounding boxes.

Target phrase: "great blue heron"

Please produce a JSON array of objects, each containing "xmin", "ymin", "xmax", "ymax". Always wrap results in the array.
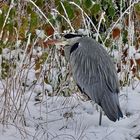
[{"xmin": 51, "ymin": 33, "xmax": 123, "ymax": 125}]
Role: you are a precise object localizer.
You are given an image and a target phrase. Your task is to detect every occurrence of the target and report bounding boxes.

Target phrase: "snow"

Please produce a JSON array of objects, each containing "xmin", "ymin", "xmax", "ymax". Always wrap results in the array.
[
  {"xmin": 134, "ymin": 53, "xmax": 140, "ymax": 60},
  {"xmin": 0, "ymin": 47, "xmax": 140, "ymax": 140},
  {"xmin": 0, "ymin": 40, "xmax": 140, "ymax": 140},
  {"xmin": 0, "ymin": 82, "xmax": 140, "ymax": 140},
  {"xmin": 35, "ymin": 29, "xmax": 46, "ymax": 39},
  {"xmin": 128, "ymin": 46, "xmax": 136, "ymax": 58}
]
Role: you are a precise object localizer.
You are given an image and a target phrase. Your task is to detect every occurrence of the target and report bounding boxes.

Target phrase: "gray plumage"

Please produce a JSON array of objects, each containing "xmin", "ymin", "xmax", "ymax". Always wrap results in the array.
[{"xmin": 63, "ymin": 35, "xmax": 123, "ymax": 122}]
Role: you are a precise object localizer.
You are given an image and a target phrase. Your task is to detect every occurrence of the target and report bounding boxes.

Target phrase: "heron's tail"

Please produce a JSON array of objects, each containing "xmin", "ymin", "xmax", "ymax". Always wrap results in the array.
[{"xmin": 100, "ymin": 93, "xmax": 123, "ymax": 122}]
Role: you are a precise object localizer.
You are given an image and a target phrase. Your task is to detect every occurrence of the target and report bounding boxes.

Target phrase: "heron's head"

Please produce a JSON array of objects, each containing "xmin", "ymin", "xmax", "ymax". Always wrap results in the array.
[
  {"xmin": 45, "ymin": 33, "xmax": 83, "ymax": 60},
  {"xmin": 63, "ymin": 34, "xmax": 83, "ymax": 46},
  {"xmin": 52, "ymin": 33, "xmax": 83, "ymax": 46},
  {"xmin": 59, "ymin": 34, "xmax": 83, "ymax": 60}
]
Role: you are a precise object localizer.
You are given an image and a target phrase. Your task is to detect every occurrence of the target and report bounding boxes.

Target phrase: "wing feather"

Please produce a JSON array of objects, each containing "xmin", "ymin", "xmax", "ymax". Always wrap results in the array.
[
  {"xmin": 70, "ymin": 38, "xmax": 119, "ymax": 103},
  {"xmin": 69, "ymin": 37, "xmax": 123, "ymax": 121}
]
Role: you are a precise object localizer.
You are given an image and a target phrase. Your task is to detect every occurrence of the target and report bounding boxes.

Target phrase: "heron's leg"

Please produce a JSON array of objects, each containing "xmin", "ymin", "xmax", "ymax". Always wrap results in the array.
[
  {"xmin": 99, "ymin": 108, "xmax": 102, "ymax": 126},
  {"xmin": 91, "ymin": 102, "xmax": 102, "ymax": 125}
]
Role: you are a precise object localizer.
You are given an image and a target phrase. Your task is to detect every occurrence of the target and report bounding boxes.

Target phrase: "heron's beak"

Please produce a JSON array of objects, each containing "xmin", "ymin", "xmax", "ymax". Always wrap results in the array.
[
  {"xmin": 54, "ymin": 40, "xmax": 68, "ymax": 46},
  {"xmin": 44, "ymin": 39, "xmax": 68, "ymax": 46}
]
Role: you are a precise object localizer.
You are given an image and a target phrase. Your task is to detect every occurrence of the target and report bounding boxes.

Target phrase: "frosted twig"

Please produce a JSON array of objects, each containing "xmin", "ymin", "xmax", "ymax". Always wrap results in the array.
[
  {"xmin": 96, "ymin": 12, "xmax": 105, "ymax": 42},
  {"xmin": 104, "ymin": 0, "xmax": 140, "ymax": 43},
  {"xmin": 60, "ymin": 2, "xmax": 75, "ymax": 32},
  {"xmin": 0, "ymin": 0, "xmax": 14, "ymax": 40},
  {"xmin": 52, "ymin": 9, "xmax": 75, "ymax": 32},
  {"xmin": 69, "ymin": 2, "xmax": 104, "ymax": 46},
  {"xmin": 102, "ymin": 129, "xmax": 115, "ymax": 140},
  {"xmin": 28, "ymin": 0, "xmax": 56, "ymax": 31},
  {"xmin": 51, "ymin": 134, "xmax": 76, "ymax": 140},
  {"xmin": 14, "ymin": 33, "xmax": 31, "ymax": 79}
]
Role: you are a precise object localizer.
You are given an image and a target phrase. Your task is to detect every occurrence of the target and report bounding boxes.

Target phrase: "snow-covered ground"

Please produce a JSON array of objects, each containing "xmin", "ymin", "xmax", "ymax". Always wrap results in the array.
[
  {"xmin": 0, "ymin": 80, "xmax": 140, "ymax": 140},
  {"xmin": 0, "ymin": 46, "xmax": 140, "ymax": 140}
]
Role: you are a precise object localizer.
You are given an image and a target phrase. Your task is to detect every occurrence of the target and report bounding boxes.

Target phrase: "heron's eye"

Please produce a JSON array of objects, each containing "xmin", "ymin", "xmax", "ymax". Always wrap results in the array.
[{"xmin": 70, "ymin": 42, "xmax": 79, "ymax": 54}]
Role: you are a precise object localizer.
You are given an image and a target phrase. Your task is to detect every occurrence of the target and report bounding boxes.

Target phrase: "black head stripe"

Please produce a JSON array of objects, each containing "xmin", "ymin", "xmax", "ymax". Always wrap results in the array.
[
  {"xmin": 64, "ymin": 34, "xmax": 83, "ymax": 39},
  {"xmin": 70, "ymin": 42, "xmax": 79, "ymax": 54}
]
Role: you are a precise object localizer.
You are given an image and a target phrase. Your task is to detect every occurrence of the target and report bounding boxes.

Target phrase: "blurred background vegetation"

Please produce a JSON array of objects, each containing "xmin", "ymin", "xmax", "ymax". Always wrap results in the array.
[
  {"xmin": 0, "ymin": 0, "xmax": 140, "ymax": 92},
  {"xmin": 0, "ymin": 0, "xmax": 140, "ymax": 130}
]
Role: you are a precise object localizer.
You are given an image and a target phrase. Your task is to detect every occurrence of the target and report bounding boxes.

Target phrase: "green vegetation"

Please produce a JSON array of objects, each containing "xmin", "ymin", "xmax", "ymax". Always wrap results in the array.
[{"xmin": 0, "ymin": 0, "xmax": 140, "ymax": 86}]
